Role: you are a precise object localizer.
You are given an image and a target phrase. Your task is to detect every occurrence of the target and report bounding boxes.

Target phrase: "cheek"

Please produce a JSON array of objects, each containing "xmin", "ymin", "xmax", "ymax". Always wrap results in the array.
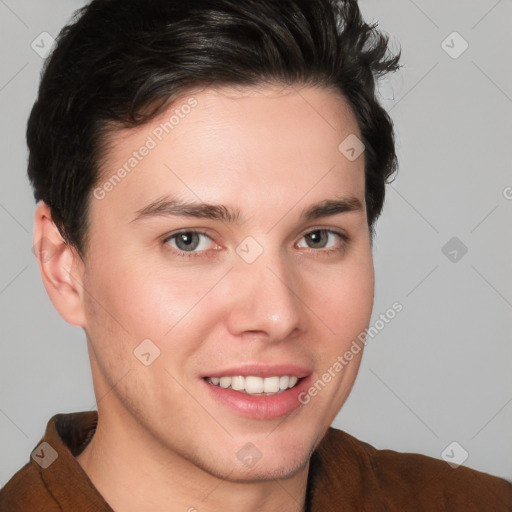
[
  {"xmin": 82, "ymin": 254, "xmax": 222, "ymax": 378},
  {"xmin": 84, "ymin": 249, "xmax": 180, "ymax": 335},
  {"xmin": 312, "ymin": 251, "xmax": 375, "ymax": 345}
]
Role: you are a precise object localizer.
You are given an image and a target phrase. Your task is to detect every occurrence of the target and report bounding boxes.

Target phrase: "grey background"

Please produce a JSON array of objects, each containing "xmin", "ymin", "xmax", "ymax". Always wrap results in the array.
[{"xmin": 1, "ymin": 0, "xmax": 511, "ymax": 487}]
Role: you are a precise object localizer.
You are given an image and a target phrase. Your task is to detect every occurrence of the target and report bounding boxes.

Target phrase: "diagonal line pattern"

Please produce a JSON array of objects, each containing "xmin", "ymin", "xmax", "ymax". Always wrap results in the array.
[
  {"xmin": 163, "ymin": 267, "xmax": 234, "ymax": 337},
  {"xmin": 0, "ymin": 0, "xmax": 29, "ymax": 29},
  {"xmin": 266, "ymin": 165, "xmax": 337, "ymax": 234},
  {"xmin": 66, "ymin": 266, "xmax": 132, "ymax": 335},
  {"xmin": 163, "ymin": 368, "xmax": 234, "ymax": 438},
  {"xmin": 199, "ymin": 468, "xmax": 236, "ymax": 502},
  {"xmin": 471, "ymin": 265, "xmax": 512, "ymax": 308},
  {"xmin": 406, "ymin": 265, "xmax": 438, "ymax": 298},
  {"xmin": 389, "ymin": 62, "xmax": 439, "ymax": 112},
  {"xmin": 471, "ymin": 397, "xmax": 512, "ymax": 439},
  {"xmin": 90, "ymin": 368, "xmax": 132, "ymax": 409},
  {"xmin": 390, "ymin": 185, "xmax": 439, "ymax": 233},
  {"xmin": 0, "ymin": 408, "xmax": 29, "ymax": 439},
  {"xmin": 265, "ymin": 266, "xmax": 336, "ymax": 335},
  {"xmin": 291, "ymin": 85, "xmax": 337, "ymax": 131},
  {"xmin": 0, "ymin": 265, "xmax": 29, "ymax": 296},
  {"xmin": 0, "ymin": 62, "xmax": 29, "ymax": 92},
  {"xmin": 0, "ymin": 203, "xmax": 30, "ymax": 233},
  {"xmin": 471, "ymin": 0, "xmax": 502, "ymax": 30},
  {"xmin": 472, "ymin": 61, "xmax": 512, "ymax": 104},
  {"xmin": 264, "ymin": 402, "xmax": 303, "ymax": 440},
  {"xmin": 274, "ymin": 479, "xmax": 302, "ymax": 508},
  {"xmin": 369, "ymin": 368, "xmax": 439, "ymax": 438},
  {"xmin": 164, "ymin": 163, "xmax": 236, "ymax": 237},
  {"xmin": 407, "ymin": 0, "xmax": 439, "ymax": 28},
  {"xmin": 470, "ymin": 205, "xmax": 499, "ymax": 233}
]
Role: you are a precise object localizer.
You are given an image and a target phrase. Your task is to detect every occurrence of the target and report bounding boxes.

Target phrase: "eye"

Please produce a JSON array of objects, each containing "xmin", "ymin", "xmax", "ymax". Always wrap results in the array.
[
  {"xmin": 162, "ymin": 228, "xmax": 349, "ymax": 260},
  {"xmin": 162, "ymin": 230, "xmax": 216, "ymax": 259},
  {"xmin": 297, "ymin": 229, "xmax": 349, "ymax": 254}
]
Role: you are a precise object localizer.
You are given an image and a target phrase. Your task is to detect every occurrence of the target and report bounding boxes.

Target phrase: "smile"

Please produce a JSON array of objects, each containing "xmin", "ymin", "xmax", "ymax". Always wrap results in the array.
[{"xmin": 204, "ymin": 375, "xmax": 300, "ymax": 395}]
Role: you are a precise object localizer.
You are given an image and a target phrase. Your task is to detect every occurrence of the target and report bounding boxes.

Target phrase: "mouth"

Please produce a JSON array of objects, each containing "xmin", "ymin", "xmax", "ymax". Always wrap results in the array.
[
  {"xmin": 204, "ymin": 375, "xmax": 301, "ymax": 396},
  {"xmin": 201, "ymin": 368, "xmax": 313, "ymax": 420}
]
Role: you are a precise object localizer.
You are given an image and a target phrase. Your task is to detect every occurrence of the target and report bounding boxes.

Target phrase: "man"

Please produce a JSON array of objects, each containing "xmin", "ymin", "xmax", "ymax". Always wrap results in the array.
[{"xmin": 1, "ymin": 0, "xmax": 511, "ymax": 510}]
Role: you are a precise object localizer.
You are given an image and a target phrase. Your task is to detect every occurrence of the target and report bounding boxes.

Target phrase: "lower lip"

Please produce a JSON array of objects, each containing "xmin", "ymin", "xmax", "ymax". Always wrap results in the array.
[{"xmin": 202, "ymin": 376, "xmax": 312, "ymax": 420}]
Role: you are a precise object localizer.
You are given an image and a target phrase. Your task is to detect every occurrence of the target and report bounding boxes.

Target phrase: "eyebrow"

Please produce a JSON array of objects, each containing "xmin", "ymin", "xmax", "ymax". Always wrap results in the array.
[{"xmin": 130, "ymin": 194, "xmax": 363, "ymax": 224}]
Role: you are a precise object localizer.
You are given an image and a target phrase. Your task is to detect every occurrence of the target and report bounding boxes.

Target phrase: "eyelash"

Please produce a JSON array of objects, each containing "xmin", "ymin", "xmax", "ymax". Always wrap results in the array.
[{"xmin": 161, "ymin": 228, "xmax": 350, "ymax": 260}]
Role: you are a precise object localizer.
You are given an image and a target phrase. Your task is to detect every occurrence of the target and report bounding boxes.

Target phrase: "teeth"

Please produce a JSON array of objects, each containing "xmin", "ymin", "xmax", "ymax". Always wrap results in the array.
[
  {"xmin": 279, "ymin": 376, "xmax": 289, "ymax": 390},
  {"xmin": 263, "ymin": 376, "xmax": 280, "ymax": 393},
  {"xmin": 231, "ymin": 376, "xmax": 245, "ymax": 391},
  {"xmin": 219, "ymin": 376, "xmax": 231, "ymax": 388},
  {"xmin": 245, "ymin": 376, "xmax": 264, "ymax": 394},
  {"xmin": 205, "ymin": 375, "xmax": 301, "ymax": 395}
]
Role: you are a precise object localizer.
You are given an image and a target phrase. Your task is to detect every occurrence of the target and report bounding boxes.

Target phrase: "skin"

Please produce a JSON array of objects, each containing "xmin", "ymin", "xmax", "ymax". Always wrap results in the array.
[{"xmin": 33, "ymin": 84, "xmax": 375, "ymax": 512}]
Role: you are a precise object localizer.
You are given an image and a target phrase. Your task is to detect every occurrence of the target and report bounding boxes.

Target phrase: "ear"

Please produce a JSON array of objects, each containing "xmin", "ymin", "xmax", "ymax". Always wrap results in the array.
[{"xmin": 32, "ymin": 201, "xmax": 87, "ymax": 327}]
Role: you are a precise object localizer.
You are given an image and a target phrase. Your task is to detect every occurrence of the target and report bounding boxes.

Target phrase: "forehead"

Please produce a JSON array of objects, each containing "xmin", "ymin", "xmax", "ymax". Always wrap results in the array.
[{"xmin": 93, "ymin": 84, "xmax": 365, "ymax": 223}]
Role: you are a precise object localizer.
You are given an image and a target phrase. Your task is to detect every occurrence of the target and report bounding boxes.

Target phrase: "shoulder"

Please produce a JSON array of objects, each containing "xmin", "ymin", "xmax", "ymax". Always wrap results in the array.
[
  {"xmin": 313, "ymin": 427, "xmax": 512, "ymax": 510},
  {"xmin": 0, "ymin": 460, "xmax": 61, "ymax": 512},
  {"xmin": 0, "ymin": 411, "xmax": 100, "ymax": 512}
]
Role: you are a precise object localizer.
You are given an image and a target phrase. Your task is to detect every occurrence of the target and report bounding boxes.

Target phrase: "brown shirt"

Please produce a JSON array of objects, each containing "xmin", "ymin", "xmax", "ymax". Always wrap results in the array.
[{"xmin": 1, "ymin": 411, "xmax": 511, "ymax": 511}]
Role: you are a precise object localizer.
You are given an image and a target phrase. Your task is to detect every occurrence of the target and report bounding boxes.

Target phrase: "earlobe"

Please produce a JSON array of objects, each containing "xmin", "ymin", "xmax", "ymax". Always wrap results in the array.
[{"xmin": 32, "ymin": 201, "xmax": 87, "ymax": 328}]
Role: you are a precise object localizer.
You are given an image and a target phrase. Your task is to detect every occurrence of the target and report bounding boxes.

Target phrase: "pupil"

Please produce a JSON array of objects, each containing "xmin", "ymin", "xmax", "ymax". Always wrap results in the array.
[
  {"xmin": 177, "ymin": 232, "xmax": 198, "ymax": 251},
  {"xmin": 308, "ymin": 230, "xmax": 325, "ymax": 248}
]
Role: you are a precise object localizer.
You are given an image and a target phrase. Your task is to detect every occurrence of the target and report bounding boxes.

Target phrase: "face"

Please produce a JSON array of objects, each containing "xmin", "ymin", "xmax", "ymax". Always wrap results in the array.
[{"xmin": 74, "ymin": 84, "xmax": 374, "ymax": 481}]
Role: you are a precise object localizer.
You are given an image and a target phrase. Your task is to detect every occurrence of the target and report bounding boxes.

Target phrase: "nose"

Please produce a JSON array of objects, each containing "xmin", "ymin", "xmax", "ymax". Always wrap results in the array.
[{"xmin": 224, "ymin": 249, "xmax": 304, "ymax": 342}]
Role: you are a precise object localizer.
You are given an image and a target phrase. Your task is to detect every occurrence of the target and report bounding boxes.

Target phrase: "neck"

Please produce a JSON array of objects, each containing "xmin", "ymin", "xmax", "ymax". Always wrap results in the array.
[{"xmin": 76, "ymin": 404, "xmax": 309, "ymax": 512}]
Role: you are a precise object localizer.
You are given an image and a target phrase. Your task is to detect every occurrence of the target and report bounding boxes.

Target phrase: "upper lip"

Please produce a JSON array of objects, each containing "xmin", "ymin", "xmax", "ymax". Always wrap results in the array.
[{"xmin": 202, "ymin": 364, "xmax": 312, "ymax": 379}]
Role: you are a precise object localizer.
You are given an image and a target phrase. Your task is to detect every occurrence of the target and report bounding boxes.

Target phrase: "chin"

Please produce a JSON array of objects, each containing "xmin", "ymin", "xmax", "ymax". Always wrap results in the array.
[
  {"xmin": 221, "ymin": 453, "xmax": 310, "ymax": 483},
  {"xmin": 235, "ymin": 435, "xmax": 315, "ymax": 482},
  {"xmin": 183, "ymin": 436, "xmax": 314, "ymax": 484}
]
